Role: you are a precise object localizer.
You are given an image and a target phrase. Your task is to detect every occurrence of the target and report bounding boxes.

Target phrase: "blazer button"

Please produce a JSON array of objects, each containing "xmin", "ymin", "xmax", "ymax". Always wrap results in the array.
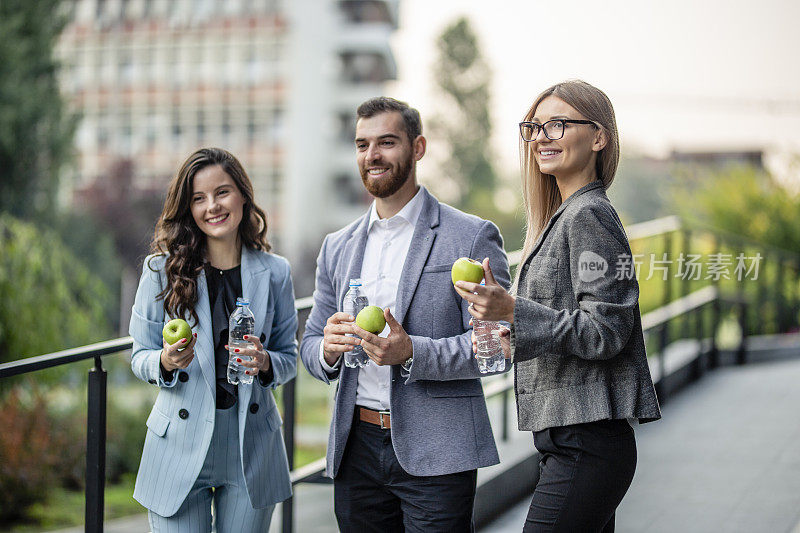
[
  {"xmin": 179, "ymin": 409, "xmax": 189, "ymax": 420},
  {"xmin": 148, "ymin": 379, "xmax": 156, "ymax": 384},
  {"xmin": 178, "ymin": 371, "xmax": 189, "ymax": 383},
  {"xmin": 249, "ymin": 403, "xmax": 259, "ymax": 414}
]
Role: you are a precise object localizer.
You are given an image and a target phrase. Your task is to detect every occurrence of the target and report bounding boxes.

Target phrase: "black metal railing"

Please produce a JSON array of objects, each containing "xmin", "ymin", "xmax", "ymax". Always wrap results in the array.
[{"xmin": 1, "ymin": 215, "xmax": 797, "ymax": 532}]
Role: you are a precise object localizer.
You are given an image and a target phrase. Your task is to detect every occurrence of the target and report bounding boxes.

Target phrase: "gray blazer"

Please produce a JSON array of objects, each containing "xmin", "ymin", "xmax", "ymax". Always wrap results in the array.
[
  {"xmin": 511, "ymin": 180, "xmax": 661, "ymax": 432},
  {"xmin": 299, "ymin": 186, "xmax": 511, "ymax": 478}
]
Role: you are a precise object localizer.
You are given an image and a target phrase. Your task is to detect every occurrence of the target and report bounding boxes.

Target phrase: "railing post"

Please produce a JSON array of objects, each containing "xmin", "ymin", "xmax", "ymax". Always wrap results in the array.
[
  {"xmin": 695, "ymin": 306, "xmax": 705, "ymax": 379},
  {"xmin": 756, "ymin": 254, "xmax": 767, "ymax": 336},
  {"xmin": 776, "ymin": 258, "xmax": 785, "ymax": 333},
  {"xmin": 86, "ymin": 356, "xmax": 106, "ymax": 533},
  {"xmin": 709, "ymin": 236, "xmax": 720, "ymax": 368},
  {"xmin": 680, "ymin": 229, "xmax": 691, "ymax": 340},
  {"xmin": 281, "ymin": 376, "xmax": 297, "ymax": 533},
  {"xmin": 794, "ymin": 261, "xmax": 800, "ymax": 330},
  {"xmin": 501, "ymin": 386, "xmax": 509, "ymax": 442},
  {"xmin": 655, "ymin": 232, "xmax": 673, "ymax": 402},
  {"xmin": 736, "ymin": 302, "xmax": 748, "ymax": 365}
]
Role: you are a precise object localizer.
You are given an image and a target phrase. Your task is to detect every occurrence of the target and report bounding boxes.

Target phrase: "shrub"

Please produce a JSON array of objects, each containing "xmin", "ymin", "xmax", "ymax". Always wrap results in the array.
[{"xmin": 0, "ymin": 387, "xmax": 59, "ymax": 521}]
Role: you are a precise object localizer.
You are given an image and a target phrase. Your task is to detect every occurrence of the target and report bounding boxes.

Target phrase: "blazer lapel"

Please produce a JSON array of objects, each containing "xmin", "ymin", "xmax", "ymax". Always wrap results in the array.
[
  {"xmin": 334, "ymin": 214, "xmax": 370, "ymax": 383},
  {"xmin": 339, "ymin": 216, "xmax": 370, "ymax": 311},
  {"xmin": 394, "ymin": 189, "xmax": 438, "ymax": 327},
  {"xmin": 239, "ymin": 247, "xmax": 270, "ymax": 413},
  {"xmin": 194, "ymin": 271, "xmax": 217, "ymax": 399},
  {"xmin": 520, "ymin": 180, "xmax": 605, "ymax": 267},
  {"xmin": 241, "ymin": 247, "xmax": 270, "ymax": 333}
]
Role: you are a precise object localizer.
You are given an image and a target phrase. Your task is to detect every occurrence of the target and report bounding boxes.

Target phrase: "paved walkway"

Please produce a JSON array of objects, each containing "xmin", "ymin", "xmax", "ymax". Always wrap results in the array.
[{"xmin": 483, "ymin": 357, "xmax": 800, "ymax": 533}]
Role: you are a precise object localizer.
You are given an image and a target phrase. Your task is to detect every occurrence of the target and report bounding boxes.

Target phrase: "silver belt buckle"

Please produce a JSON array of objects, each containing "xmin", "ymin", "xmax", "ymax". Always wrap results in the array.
[{"xmin": 378, "ymin": 410, "xmax": 390, "ymax": 429}]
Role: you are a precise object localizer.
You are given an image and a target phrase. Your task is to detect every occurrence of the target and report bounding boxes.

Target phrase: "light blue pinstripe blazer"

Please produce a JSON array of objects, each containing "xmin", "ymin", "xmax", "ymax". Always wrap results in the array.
[{"xmin": 129, "ymin": 247, "xmax": 297, "ymax": 517}]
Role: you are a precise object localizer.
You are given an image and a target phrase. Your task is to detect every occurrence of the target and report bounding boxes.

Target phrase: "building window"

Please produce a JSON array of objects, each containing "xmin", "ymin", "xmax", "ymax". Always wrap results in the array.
[
  {"xmin": 339, "ymin": 1, "xmax": 391, "ymax": 24},
  {"xmin": 339, "ymin": 52, "xmax": 390, "ymax": 84},
  {"xmin": 337, "ymin": 111, "xmax": 355, "ymax": 144},
  {"xmin": 333, "ymin": 173, "xmax": 364, "ymax": 206},
  {"xmin": 197, "ymin": 110, "xmax": 206, "ymax": 140}
]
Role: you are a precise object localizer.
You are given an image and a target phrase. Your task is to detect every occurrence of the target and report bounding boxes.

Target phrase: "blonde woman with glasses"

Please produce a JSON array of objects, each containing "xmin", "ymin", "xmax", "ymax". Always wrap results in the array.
[{"xmin": 456, "ymin": 80, "xmax": 661, "ymax": 532}]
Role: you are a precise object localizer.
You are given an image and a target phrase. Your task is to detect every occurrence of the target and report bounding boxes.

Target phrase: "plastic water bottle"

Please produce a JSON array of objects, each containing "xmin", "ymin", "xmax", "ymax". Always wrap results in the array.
[
  {"xmin": 342, "ymin": 278, "xmax": 370, "ymax": 368},
  {"xmin": 228, "ymin": 297, "xmax": 255, "ymax": 384},
  {"xmin": 474, "ymin": 281, "xmax": 506, "ymax": 373}
]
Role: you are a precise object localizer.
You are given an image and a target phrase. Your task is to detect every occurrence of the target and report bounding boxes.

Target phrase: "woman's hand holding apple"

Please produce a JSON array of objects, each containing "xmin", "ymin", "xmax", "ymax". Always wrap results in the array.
[
  {"xmin": 455, "ymin": 258, "xmax": 516, "ymax": 324},
  {"xmin": 161, "ymin": 333, "xmax": 197, "ymax": 371}
]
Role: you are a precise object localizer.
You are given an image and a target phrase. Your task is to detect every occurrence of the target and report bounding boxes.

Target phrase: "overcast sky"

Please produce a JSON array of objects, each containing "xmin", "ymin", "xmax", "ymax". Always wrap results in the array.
[{"xmin": 388, "ymin": 0, "xmax": 800, "ymax": 177}]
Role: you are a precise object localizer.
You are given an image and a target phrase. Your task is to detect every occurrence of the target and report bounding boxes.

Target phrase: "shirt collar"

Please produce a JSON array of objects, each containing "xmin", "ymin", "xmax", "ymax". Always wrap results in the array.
[{"xmin": 367, "ymin": 186, "xmax": 425, "ymax": 232}]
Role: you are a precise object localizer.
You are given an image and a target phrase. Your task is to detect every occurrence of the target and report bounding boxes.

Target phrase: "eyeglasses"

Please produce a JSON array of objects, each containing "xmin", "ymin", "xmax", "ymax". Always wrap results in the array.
[{"xmin": 519, "ymin": 119, "xmax": 597, "ymax": 142}]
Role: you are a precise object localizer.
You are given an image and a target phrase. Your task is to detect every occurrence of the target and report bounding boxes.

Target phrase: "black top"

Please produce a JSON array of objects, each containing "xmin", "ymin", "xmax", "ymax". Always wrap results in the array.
[
  {"xmin": 204, "ymin": 263, "xmax": 243, "ymax": 409},
  {"xmin": 159, "ymin": 262, "xmax": 274, "ymax": 407}
]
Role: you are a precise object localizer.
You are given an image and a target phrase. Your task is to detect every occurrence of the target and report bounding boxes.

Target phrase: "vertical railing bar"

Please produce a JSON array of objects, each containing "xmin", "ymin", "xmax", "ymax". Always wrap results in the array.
[
  {"xmin": 85, "ymin": 356, "xmax": 106, "ymax": 533},
  {"xmin": 775, "ymin": 259, "xmax": 785, "ymax": 333},
  {"xmin": 756, "ymin": 253, "xmax": 767, "ymax": 336},
  {"xmin": 282, "ymin": 375, "xmax": 297, "ymax": 533},
  {"xmin": 709, "ymin": 235, "xmax": 721, "ymax": 368},
  {"xmin": 680, "ymin": 229, "xmax": 691, "ymax": 340},
  {"xmin": 501, "ymin": 386, "xmax": 509, "ymax": 442},
  {"xmin": 737, "ymin": 302, "xmax": 748, "ymax": 365}
]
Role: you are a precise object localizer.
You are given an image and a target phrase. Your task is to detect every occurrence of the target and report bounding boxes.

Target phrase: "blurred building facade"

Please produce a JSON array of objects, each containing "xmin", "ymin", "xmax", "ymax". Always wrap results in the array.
[{"xmin": 57, "ymin": 0, "xmax": 399, "ymax": 295}]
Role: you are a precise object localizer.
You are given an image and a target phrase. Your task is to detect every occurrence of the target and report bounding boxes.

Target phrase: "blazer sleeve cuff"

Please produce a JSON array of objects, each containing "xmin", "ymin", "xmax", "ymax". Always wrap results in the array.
[
  {"xmin": 143, "ymin": 350, "xmax": 177, "ymax": 388},
  {"xmin": 257, "ymin": 364, "xmax": 276, "ymax": 388},
  {"xmin": 511, "ymin": 296, "xmax": 555, "ymax": 363}
]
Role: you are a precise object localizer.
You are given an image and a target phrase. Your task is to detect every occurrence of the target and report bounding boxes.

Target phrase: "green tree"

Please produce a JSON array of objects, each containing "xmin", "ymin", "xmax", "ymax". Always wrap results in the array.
[
  {"xmin": 672, "ymin": 164, "xmax": 800, "ymax": 252},
  {"xmin": 431, "ymin": 17, "xmax": 499, "ymax": 212},
  {"xmin": 0, "ymin": 0, "xmax": 76, "ymax": 219},
  {"xmin": 0, "ymin": 214, "xmax": 111, "ymax": 372},
  {"xmin": 428, "ymin": 17, "xmax": 525, "ymax": 252}
]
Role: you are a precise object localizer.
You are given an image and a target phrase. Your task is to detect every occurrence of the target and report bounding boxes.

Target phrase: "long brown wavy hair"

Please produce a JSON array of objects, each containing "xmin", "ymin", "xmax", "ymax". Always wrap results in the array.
[{"xmin": 149, "ymin": 147, "xmax": 270, "ymax": 325}]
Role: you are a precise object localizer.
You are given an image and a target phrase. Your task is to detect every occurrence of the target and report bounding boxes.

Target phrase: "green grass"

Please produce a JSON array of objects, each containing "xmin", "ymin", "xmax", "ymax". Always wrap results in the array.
[
  {"xmin": 7, "ymin": 475, "xmax": 144, "ymax": 532},
  {"xmin": 5, "ymin": 438, "xmax": 328, "ymax": 532}
]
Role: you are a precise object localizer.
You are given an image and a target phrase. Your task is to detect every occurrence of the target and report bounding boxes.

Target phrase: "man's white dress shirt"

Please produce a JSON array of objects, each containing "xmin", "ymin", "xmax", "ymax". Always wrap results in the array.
[{"xmin": 319, "ymin": 187, "xmax": 424, "ymax": 411}]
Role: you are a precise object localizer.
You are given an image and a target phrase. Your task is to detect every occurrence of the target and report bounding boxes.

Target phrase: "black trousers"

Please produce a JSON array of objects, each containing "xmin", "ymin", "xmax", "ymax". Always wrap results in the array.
[
  {"xmin": 524, "ymin": 419, "xmax": 637, "ymax": 533},
  {"xmin": 334, "ymin": 410, "xmax": 477, "ymax": 533}
]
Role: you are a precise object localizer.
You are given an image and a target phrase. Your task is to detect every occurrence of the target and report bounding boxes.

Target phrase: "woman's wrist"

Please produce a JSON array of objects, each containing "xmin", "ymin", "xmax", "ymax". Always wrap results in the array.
[
  {"xmin": 159, "ymin": 350, "xmax": 174, "ymax": 371},
  {"xmin": 505, "ymin": 295, "xmax": 516, "ymax": 324}
]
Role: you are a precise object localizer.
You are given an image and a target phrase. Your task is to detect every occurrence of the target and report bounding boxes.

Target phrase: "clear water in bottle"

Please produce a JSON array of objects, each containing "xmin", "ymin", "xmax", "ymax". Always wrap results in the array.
[
  {"xmin": 342, "ymin": 279, "xmax": 370, "ymax": 368},
  {"xmin": 474, "ymin": 319, "xmax": 505, "ymax": 373},
  {"xmin": 473, "ymin": 281, "xmax": 505, "ymax": 373},
  {"xmin": 228, "ymin": 297, "xmax": 256, "ymax": 384}
]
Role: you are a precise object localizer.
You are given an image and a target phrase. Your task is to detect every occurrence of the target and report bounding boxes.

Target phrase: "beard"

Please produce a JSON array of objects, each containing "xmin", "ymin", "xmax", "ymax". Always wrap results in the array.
[{"xmin": 360, "ymin": 154, "xmax": 414, "ymax": 199}]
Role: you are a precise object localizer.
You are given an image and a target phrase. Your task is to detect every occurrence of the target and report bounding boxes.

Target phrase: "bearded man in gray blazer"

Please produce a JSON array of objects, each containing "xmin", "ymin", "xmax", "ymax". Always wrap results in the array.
[{"xmin": 299, "ymin": 97, "xmax": 510, "ymax": 532}]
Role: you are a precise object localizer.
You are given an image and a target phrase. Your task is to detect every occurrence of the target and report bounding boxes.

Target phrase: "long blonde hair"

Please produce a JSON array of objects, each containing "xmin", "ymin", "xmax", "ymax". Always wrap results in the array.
[{"xmin": 516, "ymin": 80, "xmax": 620, "ymax": 282}]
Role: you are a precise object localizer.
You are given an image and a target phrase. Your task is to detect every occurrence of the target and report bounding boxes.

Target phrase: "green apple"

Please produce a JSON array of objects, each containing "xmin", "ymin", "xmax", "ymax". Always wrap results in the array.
[
  {"xmin": 163, "ymin": 318, "xmax": 192, "ymax": 347},
  {"xmin": 451, "ymin": 257, "xmax": 484, "ymax": 285},
  {"xmin": 355, "ymin": 306, "xmax": 386, "ymax": 334}
]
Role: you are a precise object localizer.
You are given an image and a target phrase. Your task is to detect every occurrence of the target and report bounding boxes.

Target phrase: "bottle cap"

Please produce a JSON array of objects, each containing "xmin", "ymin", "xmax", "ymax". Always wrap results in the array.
[{"xmin": 236, "ymin": 297, "xmax": 250, "ymax": 306}]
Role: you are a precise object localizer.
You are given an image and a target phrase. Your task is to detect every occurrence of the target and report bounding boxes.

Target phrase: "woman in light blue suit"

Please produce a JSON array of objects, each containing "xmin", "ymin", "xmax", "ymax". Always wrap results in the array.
[{"xmin": 129, "ymin": 147, "xmax": 297, "ymax": 531}]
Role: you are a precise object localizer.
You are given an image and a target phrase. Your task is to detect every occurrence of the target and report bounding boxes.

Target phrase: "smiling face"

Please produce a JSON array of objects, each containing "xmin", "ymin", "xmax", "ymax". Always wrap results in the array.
[
  {"xmin": 355, "ymin": 111, "xmax": 418, "ymax": 199},
  {"xmin": 190, "ymin": 164, "xmax": 246, "ymax": 245},
  {"xmin": 531, "ymin": 96, "xmax": 605, "ymax": 181}
]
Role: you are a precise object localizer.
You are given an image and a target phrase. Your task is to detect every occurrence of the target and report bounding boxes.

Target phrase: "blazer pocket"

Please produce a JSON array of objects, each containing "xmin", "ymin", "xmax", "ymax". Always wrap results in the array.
[
  {"xmin": 265, "ymin": 406, "xmax": 283, "ymax": 432},
  {"xmin": 421, "ymin": 264, "xmax": 452, "ymax": 273},
  {"xmin": 522, "ymin": 256, "xmax": 559, "ymax": 299},
  {"xmin": 146, "ymin": 408, "xmax": 171, "ymax": 438},
  {"xmin": 425, "ymin": 379, "xmax": 483, "ymax": 397}
]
